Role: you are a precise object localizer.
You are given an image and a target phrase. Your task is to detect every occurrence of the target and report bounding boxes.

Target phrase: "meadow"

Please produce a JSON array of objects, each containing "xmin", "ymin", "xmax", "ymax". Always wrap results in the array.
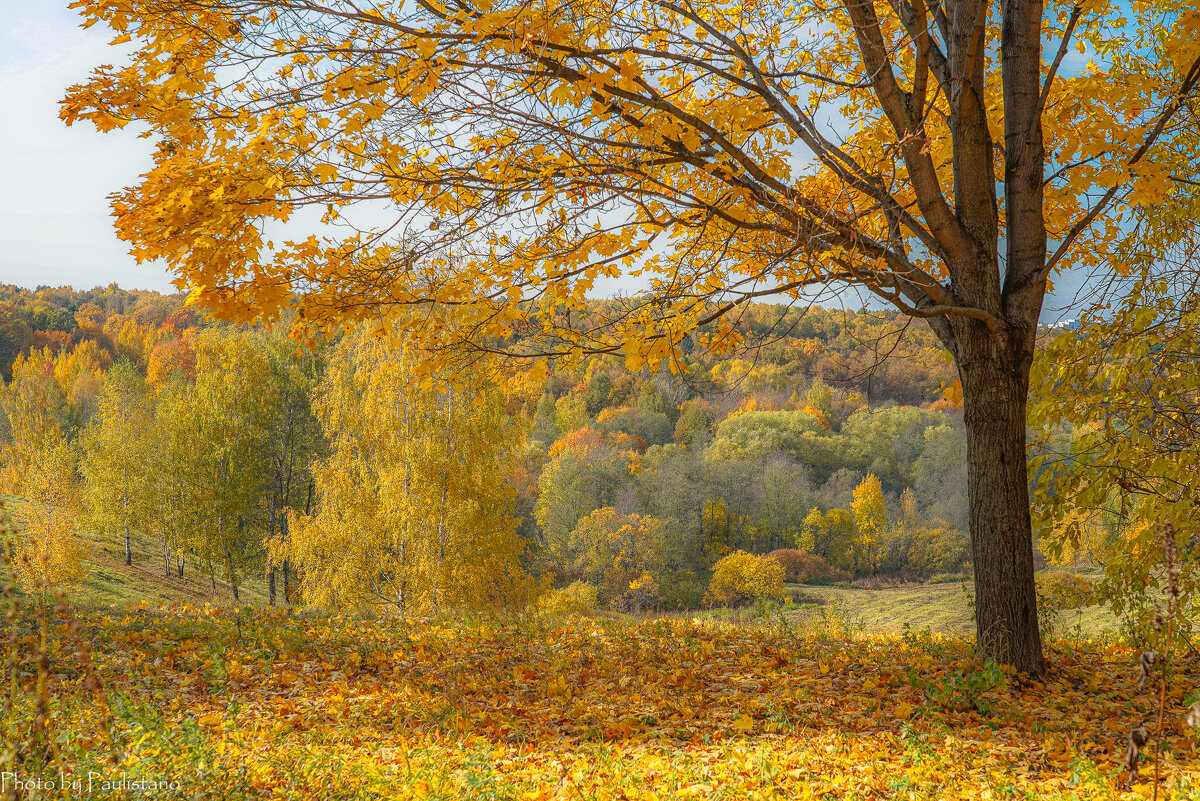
[{"xmin": 5, "ymin": 590, "xmax": 1198, "ymax": 800}]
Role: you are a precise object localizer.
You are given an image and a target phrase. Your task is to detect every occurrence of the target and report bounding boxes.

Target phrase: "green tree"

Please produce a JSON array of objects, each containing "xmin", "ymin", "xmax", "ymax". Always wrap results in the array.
[
  {"xmin": 535, "ymin": 430, "xmax": 638, "ymax": 569},
  {"xmin": 81, "ymin": 359, "xmax": 155, "ymax": 566},
  {"xmin": 674, "ymin": 402, "xmax": 714, "ymax": 449}
]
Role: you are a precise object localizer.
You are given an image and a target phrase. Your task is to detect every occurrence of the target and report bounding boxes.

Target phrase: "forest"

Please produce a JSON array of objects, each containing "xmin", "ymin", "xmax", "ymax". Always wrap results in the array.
[
  {"xmin": 1, "ymin": 282, "xmax": 976, "ymax": 613},
  {"xmin": 6, "ymin": 0, "xmax": 1200, "ymax": 796}
]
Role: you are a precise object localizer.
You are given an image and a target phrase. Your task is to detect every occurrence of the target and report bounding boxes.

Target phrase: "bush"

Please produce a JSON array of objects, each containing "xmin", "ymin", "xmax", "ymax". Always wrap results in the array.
[
  {"xmin": 535, "ymin": 581, "xmax": 600, "ymax": 617},
  {"xmin": 765, "ymin": 550, "xmax": 850, "ymax": 584},
  {"xmin": 658, "ymin": 569, "xmax": 708, "ymax": 610},
  {"xmin": 610, "ymin": 571, "xmax": 661, "ymax": 614},
  {"xmin": 705, "ymin": 551, "xmax": 787, "ymax": 607},
  {"xmin": 1036, "ymin": 571, "xmax": 1096, "ymax": 611}
]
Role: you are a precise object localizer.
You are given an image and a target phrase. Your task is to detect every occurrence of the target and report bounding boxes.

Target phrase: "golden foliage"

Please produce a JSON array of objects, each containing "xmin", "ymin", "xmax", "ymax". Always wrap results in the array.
[
  {"xmin": 285, "ymin": 330, "xmax": 533, "ymax": 614},
  {"xmin": 11, "ymin": 436, "xmax": 88, "ymax": 593},
  {"xmin": 705, "ymin": 550, "xmax": 786, "ymax": 606}
]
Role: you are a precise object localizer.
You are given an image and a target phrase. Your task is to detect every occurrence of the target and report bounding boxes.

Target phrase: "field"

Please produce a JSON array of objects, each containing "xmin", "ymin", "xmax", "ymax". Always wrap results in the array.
[
  {"xmin": 5, "ymin": 603, "xmax": 1199, "ymax": 801},
  {"xmin": 784, "ymin": 580, "xmax": 1121, "ymax": 640},
  {"xmin": 54, "ymin": 523, "xmax": 1119, "ymax": 641}
]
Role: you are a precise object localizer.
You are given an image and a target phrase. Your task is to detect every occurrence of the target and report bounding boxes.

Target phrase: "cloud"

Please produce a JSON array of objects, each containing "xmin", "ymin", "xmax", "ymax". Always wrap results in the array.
[{"xmin": 0, "ymin": 4, "xmax": 176, "ymax": 292}]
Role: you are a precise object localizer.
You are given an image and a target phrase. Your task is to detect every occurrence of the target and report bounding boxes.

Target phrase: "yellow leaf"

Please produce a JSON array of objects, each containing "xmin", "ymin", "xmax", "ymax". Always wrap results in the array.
[
  {"xmin": 197, "ymin": 713, "xmax": 222, "ymax": 727},
  {"xmin": 894, "ymin": 702, "xmax": 914, "ymax": 720},
  {"xmin": 732, "ymin": 714, "xmax": 753, "ymax": 732}
]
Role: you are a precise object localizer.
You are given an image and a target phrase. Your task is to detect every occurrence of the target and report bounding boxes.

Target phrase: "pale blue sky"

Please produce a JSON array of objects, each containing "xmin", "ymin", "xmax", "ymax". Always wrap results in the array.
[
  {"xmin": 0, "ymin": 0, "xmax": 174, "ymax": 292},
  {"xmin": 0, "ymin": 1, "xmax": 1085, "ymax": 322}
]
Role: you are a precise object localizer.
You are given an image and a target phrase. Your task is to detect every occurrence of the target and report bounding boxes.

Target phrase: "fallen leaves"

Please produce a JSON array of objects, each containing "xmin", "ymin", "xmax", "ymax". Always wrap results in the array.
[{"xmin": 16, "ymin": 607, "xmax": 1200, "ymax": 799}]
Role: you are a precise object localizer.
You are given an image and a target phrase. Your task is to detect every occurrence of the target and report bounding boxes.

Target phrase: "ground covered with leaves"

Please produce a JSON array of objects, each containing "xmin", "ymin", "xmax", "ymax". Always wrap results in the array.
[{"xmin": 4, "ymin": 606, "xmax": 1199, "ymax": 800}]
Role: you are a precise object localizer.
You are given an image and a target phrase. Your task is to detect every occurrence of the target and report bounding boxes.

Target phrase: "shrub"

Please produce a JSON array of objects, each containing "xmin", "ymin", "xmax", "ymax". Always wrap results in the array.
[
  {"xmin": 1036, "ymin": 571, "xmax": 1096, "ymax": 611},
  {"xmin": 765, "ymin": 550, "xmax": 850, "ymax": 584},
  {"xmin": 705, "ymin": 551, "xmax": 787, "ymax": 607},
  {"xmin": 535, "ymin": 581, "xmax": 600, "ymax": 617},
  {"xmin": 658, "ymin": 569, "xmax": 708, "ymax": 611},
  {"xmin": 610, "ymin": 571, "xmax": 661, "ymax": 614}
]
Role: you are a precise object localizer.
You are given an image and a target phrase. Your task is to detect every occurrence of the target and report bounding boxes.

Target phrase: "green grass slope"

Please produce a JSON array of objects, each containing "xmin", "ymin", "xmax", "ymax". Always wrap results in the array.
[
  {"xmin": 784, "ymin": 578, "xmax": 1121, "ymax": 639},
  {"xmin": 71, "ymin": 526, "xmax": 270, "ymax": 608}
]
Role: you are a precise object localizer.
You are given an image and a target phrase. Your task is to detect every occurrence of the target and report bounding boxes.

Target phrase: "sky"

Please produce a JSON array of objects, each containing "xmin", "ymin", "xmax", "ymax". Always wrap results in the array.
[
  {"xmin": 0, "ymin": 2, "xmax": 1085, "ymax": 322},
  {"xmin": 0, "ymin": 0, "xmax": 175, "ymax": 293}
]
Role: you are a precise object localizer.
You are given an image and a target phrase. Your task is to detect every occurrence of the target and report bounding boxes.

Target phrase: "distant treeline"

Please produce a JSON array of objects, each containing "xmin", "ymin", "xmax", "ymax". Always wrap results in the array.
[{"xmin": 0, "ymin": 284, "xmax": 971, "ymax": 612}]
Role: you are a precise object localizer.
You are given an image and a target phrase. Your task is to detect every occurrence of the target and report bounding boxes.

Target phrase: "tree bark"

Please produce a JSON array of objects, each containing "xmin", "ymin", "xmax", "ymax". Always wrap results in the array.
[
  {"xmin": 224, "ymin": 543, "xmax": 239, "ymax": 603},
  {"xmin": 956, "ymin": 325, "xmax": 1045, "ymax": 675}
]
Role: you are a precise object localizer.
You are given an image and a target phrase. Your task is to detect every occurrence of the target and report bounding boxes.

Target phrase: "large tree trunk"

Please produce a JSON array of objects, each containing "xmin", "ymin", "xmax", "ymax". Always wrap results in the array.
[{"xmin": 956, "ymin": 325, "xmax": 1046, "ymax": 675}]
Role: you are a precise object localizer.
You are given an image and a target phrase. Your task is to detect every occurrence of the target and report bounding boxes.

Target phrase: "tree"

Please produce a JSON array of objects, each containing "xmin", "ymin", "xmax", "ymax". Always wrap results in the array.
[
  {"xmin": 1031, "ymin": 253, "xmax": 1200, "ymax": 629},
  {"xmin": 674, "ymin": 401, "xmax": 714, "ymax": 449},
  {"xmin": 190, "ymin": 331, "xmax": 278, "ymax": 601},
  {"xmin": 535, "ymin": 429, "xmax": 639, "ymax": 566},
  {"xmin": 287, "ymin": 331, "xmax": 530, "ymax": 614},
  {"xmin": 11, "ymin": 436, "xmax": 88, "ymax": 596},
  {"xmin": 64, "ymin": 0, "xmax": 1200, "ymax": 673},
  {"xmin": 146, "ymin": 336, "xmax": 196, "ymax": 387},
  {"xmin": 81, "ymin": 359, "xmax": 155, "ymax": 566},
  {"xmin": 258, "ymin": 330, "xmax": 325, "ymax": 605},
  {"xmin": 851, "ymin": 474, "xmax": 887, "ymax": 572},
  {"xmin": 1, "ymin": 351, "xmax": 88, "ymax": 594},
  {"xmin": 757, "ymin": 458, "xmax": 812, "ymax": 551},
  {"xmin": 565, "ymin": 507, "xmax": 666, "ymax": 601},
  {"xmin": 0, "ymin": 305, "xmax": 34, "ymax": 382},
  {"xmin": 150, "ymin": 378, "xmax": 209, "ymax": 579},
  {"xmin": 1, "ymin": 349, "xmax": 70, "ymax": 486},
  {"xmin": 803, "ymin": 507, "xmax": 857, "ymax": 571}
]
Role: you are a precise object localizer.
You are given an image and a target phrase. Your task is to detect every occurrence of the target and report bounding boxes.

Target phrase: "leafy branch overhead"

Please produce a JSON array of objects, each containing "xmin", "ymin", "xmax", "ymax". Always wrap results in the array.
[{"xmin": 62, "ymin": 0, "xmax": 1200, "ymax": 358}]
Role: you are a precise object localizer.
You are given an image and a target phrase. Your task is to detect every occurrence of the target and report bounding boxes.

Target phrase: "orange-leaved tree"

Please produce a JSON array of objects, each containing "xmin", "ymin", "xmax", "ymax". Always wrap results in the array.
[{"xmin": 63, "ymin": 0, "xmax": 1200, "ymax": 672}]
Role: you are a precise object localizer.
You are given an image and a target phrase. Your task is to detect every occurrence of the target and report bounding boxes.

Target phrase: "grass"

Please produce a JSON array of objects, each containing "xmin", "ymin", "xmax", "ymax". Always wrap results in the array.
[
  {"xmin": 780, "ymin": 576, "xmax": 1121, "ymax": 640},
  {"xmin": 2, "ymin": 494, "xmax": 270, "ymax": 609},
  {"xmin": 70, "ymin": 526, "xmax": 270, "ymax": 608},
  {"xmin": 73, "ymin": 522, "xmax": 1120, "ymax": 640},
  {"xmin": 5, "ymin": 492, "xmax": 1122, "ymax": 639}
]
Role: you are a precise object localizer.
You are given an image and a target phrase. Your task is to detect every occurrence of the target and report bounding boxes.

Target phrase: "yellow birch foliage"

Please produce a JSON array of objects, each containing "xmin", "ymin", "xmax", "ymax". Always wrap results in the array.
[
  {"xmin": 286, "ymin": 330, "xmax": 532, "ymax": 614},
  {"xmin": 13, "ymin": 435, "xmax": 88, "ymax": 592},
  {"xmin": 1031, "ymin": 252, "xmax": 1200, "ymax": 629},
  {"xmin": 851, "ymin": 473, "xmax": 887, "ymax": 572},
  {"xmin": 1, "ymin": 349, "xmax": 89, "ymax": 591},
  {"xmin": 80, "ymin": 360, "xmax": 156, "ymax": 564}
]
